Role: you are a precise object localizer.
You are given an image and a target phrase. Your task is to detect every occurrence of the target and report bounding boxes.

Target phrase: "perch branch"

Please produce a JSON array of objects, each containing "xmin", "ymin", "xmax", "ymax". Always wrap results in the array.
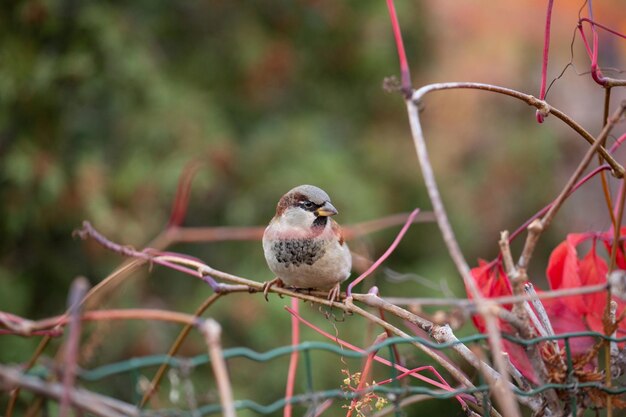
[{"xmin": 75, "ymin": 222, "xmax": 542, "ymax": 413}]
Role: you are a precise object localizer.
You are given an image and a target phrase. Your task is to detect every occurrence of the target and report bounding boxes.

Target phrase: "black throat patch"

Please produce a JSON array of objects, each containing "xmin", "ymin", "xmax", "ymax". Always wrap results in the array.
[{"xmin": 311, "ymin": 215, "xmax": 328, "ymax": 235}]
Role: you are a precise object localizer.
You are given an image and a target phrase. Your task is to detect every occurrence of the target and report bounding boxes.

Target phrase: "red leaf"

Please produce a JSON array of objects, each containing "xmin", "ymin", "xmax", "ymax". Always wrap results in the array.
[
  {"xmin": 546, "ymin": 233, "xmax": 592, "ymax": 315},
  {"xmin": 469, "ymin": 260, "xmax": 512, "ymax": 299},
  {"xmin": 469, "ymin": 260, "xmax": 512, "ymax": 332},
  {"xmin": 601, "ymin": 226, "xmax": 626, "ymax": 269},
  {"xmin": 542, "ymin": 298, "xmax": 596, "ymax": 355},
  {"xmin": 578, "ymin": 245, "xmax": 608, "ymax": 317}
]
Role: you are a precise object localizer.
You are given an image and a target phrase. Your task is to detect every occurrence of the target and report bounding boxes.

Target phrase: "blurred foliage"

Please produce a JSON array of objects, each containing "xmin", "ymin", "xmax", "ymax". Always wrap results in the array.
[{"xmin": 1, "ymin": 0, "xmax": 624, "ymax": 415}]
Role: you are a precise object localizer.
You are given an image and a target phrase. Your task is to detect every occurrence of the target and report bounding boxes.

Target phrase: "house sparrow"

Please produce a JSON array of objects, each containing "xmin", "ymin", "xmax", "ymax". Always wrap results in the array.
[{"xmin": 262, "ymin": 185, "xmax": 352, "ymax": 303}]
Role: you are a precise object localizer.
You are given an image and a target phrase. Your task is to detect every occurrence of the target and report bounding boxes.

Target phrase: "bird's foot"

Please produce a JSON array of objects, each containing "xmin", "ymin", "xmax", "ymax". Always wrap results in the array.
[
  {"xmin": 327, "ymin": 283, "xmax": 342, "ymax": 305},
  {"xmin": 262, "ymin": 277, "xmax": 284, "ymax": 301}
]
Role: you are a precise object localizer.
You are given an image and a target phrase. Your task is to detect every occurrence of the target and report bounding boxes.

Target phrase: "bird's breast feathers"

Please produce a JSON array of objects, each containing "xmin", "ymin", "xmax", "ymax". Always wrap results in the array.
[{"xmin": 262, "ymin": 220, "xmax": 351, "ymax": 289}]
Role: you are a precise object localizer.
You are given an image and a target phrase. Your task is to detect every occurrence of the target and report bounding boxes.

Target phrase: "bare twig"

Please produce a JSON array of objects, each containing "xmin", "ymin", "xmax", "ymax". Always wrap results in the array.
[
  {"xmin": 524, "ymin": 283, "xmax": 560, "ymax": 355},
  {"xmin": 536, "ymin": 0, "xmax": 555, "ymax": 123},
  {"xmin": 609, "ymin": 301, "xmax": 620, "ymax": 378},
  {"xmin": 405, "ymin": 90, "xmax": 521, "ymax": 417},
  {"xmin": 498, "ymin": 233, "xmax": 555, "ymax": 398},
  {"xmin": 0, "ymin": 365, "xmax": 139, "ymax": 417},
  {"xmin": 541, "ymin": 102, "xmax": 626, "ymax": 230},
  {"xmin": 200, "ymin": 319, "xmax": 236, "ymax": 417},
  {"xmin": 3, "ymin": 309, "xmax": 202, "ymax": 334},
  {"xmin": 139, "ymin": 293, "xmax": 223, "ymax": 408},
  {"xmin": 382, "ymin": 281, "xmax": 609, "ymax": 308},
  {"xmin": 60, "ymin": 277, "xmax": 90, "ymax": 417},
  {"xmin": 410, "ymin": 83, "xmax": 624, "ymax": 177}
]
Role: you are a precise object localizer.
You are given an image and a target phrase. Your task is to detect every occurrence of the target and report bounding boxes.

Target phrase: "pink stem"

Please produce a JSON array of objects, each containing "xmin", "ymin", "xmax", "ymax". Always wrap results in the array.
[
  {"xmin": 577, "ymin": 23, "xmax": 594, "ymax": 60},
  {"xmin": 581, "ymin": 3, "xmax": 610, "ymax": 86},
  {"xmin": 346, "ymin": 334, "xmax": 386, "ymax": 417},
  {"xmin": 609, "ymin": 134, "xmax": 626, "ymax": 154},
  {"xmin": 284, "ymin": 306, "xmax": 470, "ymax": 407},
  {"xmin": 614, "ymin": 180, "xmax": 626, "ymax": 221},
  {"xmin": 284, "ymin": 298, "xmax": 300, "ymax": 417},
  {"xmin": 508, "ymin": 165, "xmax": 611, "ymax": 242},
  {"xmin": 579, "ymin": 18, "xmax": 626, "ymax": 39},
  {"xmin": 346, "ymin": 209, "xmax": 420, "ymax": 297},
  {"xmin": 377, "ymin": 365, "xmax": 448, "ymax": 389}
]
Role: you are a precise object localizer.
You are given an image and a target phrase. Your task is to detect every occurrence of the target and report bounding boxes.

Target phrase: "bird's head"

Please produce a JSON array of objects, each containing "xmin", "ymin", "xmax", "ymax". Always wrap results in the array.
[{"xmin": 274, "ymin": 185, "xmax": 338, "ymax": 230}]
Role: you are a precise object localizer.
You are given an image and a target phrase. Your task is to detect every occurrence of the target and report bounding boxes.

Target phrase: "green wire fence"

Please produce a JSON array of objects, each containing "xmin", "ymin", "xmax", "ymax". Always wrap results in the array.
[{"xmin": 21, "ymin": 331, "xmax": 626, "ymax": 416}]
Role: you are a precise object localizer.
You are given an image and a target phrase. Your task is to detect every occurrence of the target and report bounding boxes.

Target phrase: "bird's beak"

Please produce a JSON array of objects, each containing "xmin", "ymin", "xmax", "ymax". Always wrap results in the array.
[{"xmin": 315, "ymin": 202, "xmax": 338, "ymax": 217}]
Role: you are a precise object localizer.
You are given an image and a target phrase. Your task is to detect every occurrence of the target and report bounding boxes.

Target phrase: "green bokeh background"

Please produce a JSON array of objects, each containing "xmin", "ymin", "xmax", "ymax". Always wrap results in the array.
[{"xmin": 2, "ymin": 1, "xmax": 622, "ymax": 415}]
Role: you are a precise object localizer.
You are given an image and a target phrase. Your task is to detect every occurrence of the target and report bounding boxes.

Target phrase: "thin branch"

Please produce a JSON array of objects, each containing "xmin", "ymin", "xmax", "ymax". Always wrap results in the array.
[
  {"xmin": 541, "ymin": 102, "xmax": 626, "ymax": 230},
  {"xmin": 139, "ymin": 293, "xmax": 223, "ymax": 408},
  {"xmin": 382, "ymin": 281, "xmax": 609, "ymax": 308},
  {"xmin": 482, "ymin": 313, "xmax": 524, "ymax": 417},
  {"xmin": 524, "ymin": 283, "xmax": 560, "ymax": 356},
  {"xmin": 352, "ymin": 295, "xmax": 539, "ymax": 412},
  {"xmin": 200, "ymin": 319, "xmax": 236, "ymax": 417},
  {"xmin": 536, "ymin": 0, "xmax": 554, "ymax": 123},
  {"xmin": 60, "ymin": 277, "xmax": 90, "ymax": 417},
  {"xmin": 509, "ymin": 164, "xmax": 612, "ymax": 243},
  {"xmin": 167, "ymin": 159, "xmax": 205, "ymax": 228},
  {"xmin": 3, "ymin": 309, "xmax": 202, "ymax": 335},
  {"xmin": 410, "ymin": 82, "xmax": 624, "ymax": 177},
  {"xmin": 0, "ymin": 365, "xmax": 139, "ymax": 417},
  {"xmin": 498, "ymin": 233, "xmax": 556, "ymax": 403},
  {"xmin": 405, "ymin": 90, "xmax": 521, "ymax": 417}
]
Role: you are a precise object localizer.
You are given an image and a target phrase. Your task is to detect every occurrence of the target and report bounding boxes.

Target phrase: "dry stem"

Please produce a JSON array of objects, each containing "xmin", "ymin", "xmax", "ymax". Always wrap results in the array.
[{"xmin": 200, "ymin": 319, "xmax": 236, "ymax": 417}]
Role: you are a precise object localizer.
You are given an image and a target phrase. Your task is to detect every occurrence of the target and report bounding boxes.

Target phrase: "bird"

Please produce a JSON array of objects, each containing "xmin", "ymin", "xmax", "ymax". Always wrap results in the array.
[{"xmin": 262, "ymin": 185, "xmax": 352, "ymax": 303}]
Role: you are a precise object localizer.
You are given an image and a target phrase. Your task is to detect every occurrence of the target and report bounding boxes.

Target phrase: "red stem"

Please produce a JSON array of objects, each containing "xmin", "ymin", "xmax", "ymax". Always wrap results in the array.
[
  {"xmin": 577, "ymin": 23, "xmax": 594, "ymax": 60},
  {"xmin": 284, "ymin": 298, "xmax": 299, "ymax": 417},
  {"xmin": 579, "ymin": 18, "xmax": 626, "ymax": 40},
  {"xmin": 346, "ymin": 334, "xmax": 386, "ymax": 417},
  {"xmin": 609, "ymin": 134, "xmax": 626, "ymax": 154},
  {"xmin": 284, "ymin": 306, "xmax": 470, "ymax": 407},
  {"xmin": 508, "ymin": 165, "xmax": 612, "ymax": 242},
  {"xmin": 167, "ymin": 160, "xmax": 204, "ymax": 228},
  {"xmin": 386, "ymin": 0, "xmax": 412, "ymax": 96}
]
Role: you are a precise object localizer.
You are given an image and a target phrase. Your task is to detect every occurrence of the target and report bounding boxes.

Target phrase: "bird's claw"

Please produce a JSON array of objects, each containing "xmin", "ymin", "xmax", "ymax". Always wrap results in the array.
[
  {"xmin": 262, "ymin": 277, "xmax": 284, "ymax": 301},
  {"xmin": 327, "ymin": 283, "xmax": 342, "ymax": 305}
]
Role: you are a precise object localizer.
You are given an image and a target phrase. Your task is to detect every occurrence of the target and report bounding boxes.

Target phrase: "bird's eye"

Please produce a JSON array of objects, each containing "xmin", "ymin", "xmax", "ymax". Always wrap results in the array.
[{"xmin": 301, "ymin": 201, "xmax": 315, "ymax": 210}]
